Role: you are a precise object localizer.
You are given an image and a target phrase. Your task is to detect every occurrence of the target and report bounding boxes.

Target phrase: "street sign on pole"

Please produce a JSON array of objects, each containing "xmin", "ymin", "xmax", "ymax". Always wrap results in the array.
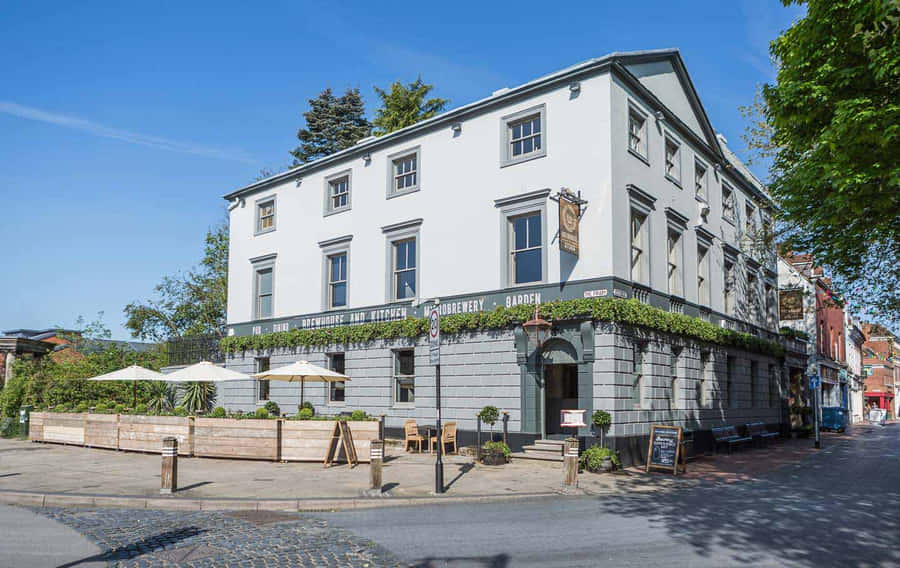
[
  {"xmin": 428, "ymin": 305, "xmax": 444, "ymax": 493},
  {"xmin": 809, "ymin": 374, "xmax": 820, "ymax": 390},
  {"xmin": 429, "ymin": 308, "xmax": 440, "ymax": 366}
]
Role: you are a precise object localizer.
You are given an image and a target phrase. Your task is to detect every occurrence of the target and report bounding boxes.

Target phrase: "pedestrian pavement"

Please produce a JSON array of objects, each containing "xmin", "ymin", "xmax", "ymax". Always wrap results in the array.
[
  {"xmin": 0, "ymin": 503, "xmax": 105, "ymax": 568},
  {"xmin": 0, "ymin": 427, "xmax": 867, "ymax": 512}
]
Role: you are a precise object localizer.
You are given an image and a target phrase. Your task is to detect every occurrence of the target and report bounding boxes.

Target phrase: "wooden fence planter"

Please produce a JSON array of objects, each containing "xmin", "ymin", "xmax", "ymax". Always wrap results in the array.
[
  {"xmin": 117, "ymin": 415, "xmax": 193, "ymax": 456},
  {"xmin": 35, "ymin": 412, "xmax": 85, "ymax": 445},
  {"xmin": 193, "ymin": 418, "xmax": 280, "ymax": 461},
  {"xmin": 280, "ymin": 420, "xmax": 379, "ymax": 463},
  {"xmin": 85, "ymin": 413, "xmax": 119, "ymax": 449},
  {"xmin": 28, "ymin": 413, "xmax": 381, "ymax": 464}
]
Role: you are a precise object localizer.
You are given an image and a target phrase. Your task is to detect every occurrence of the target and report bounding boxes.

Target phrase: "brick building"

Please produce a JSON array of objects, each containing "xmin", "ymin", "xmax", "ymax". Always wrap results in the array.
[{"xmin": 862, "ymin": 323, "xmax": 898, "ymax": 419}]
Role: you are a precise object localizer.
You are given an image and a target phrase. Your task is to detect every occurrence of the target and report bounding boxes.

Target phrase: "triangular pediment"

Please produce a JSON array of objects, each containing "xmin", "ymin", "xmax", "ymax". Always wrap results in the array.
[{"xmin": 618, "ymin": 51, "xmax": 721, "ymax": 153}]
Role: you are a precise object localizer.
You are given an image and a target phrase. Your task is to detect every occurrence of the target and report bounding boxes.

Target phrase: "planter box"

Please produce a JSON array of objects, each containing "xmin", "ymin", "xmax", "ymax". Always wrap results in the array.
[
  {"xmin": 118, "ymin": 415, "xmax": 193, "ymax": 455},
  {"xmin": 193, "ymin": 418, "xmax": 280, "ymax": 461},
  {"xmin": 29, "ymin": 412, "xmax": 45, "ymax": 442},
  {"xmin": 280, "ymin": 420, "xmax": 379, "ymax": 463},
  {"xmin": 84, "ymin": 413, "xmax": 119, "ymax": 449},
  {"xmin": 38, "ymin": 413, "xmax": 85, "ymax": 445}
]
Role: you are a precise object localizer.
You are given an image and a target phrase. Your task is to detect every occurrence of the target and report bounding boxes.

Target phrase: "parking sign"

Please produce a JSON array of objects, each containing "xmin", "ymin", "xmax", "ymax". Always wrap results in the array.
[{"xmin": 429, "ymin": 307, "xmax": 440, "ymax": 366}]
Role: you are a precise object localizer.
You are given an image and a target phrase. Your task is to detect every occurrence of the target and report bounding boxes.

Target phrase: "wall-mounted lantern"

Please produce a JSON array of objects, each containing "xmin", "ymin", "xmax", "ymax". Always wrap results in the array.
[{"xmin": 522, "ymin": 305, "xmax": 552, "ymax": 348}]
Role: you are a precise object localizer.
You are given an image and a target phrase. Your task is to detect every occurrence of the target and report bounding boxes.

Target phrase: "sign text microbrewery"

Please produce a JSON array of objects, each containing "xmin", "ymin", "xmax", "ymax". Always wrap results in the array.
[{"xmin": 228, "ymin": 276, "xmax": 627, "ymax": 337}]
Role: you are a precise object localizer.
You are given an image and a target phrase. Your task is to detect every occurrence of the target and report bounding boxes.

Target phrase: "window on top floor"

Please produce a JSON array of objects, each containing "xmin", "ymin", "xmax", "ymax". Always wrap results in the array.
[
  {"xmin": 745, "ymin": 201, "xmax": 757, "ymax": 235},
  {"xmin": 628, "ymin": 107, "xmax": 648, "ymax": 160},
  {"xmin": 501, "ymin": 105, "xmax": 546, "ymax": 167},
  {"xmin": 256, "ymin": 198, "xmax": 275, "ymax": 235},
  {"xmin": 389, "ymin": 149, "xmax": 420, "ymax": 197},
  {"xmin": 325, "ymin": 172, "xmax": 351, "ymax": 215}
]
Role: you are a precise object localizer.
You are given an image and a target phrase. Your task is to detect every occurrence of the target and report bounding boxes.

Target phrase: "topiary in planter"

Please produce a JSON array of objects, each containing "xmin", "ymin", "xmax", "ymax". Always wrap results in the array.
[
  {"xmin": 133, "ymin": 404, "xmax": 148, "ymax": 415},
  {"xmin": 210, "ymin": 406, "xmax": 226, "ymax": 418},
  {"xmin": 481, "ymin": 441, "xmax": 510, "ymax": 465},
  {"xmin": 297, "ymin": 408, "xmax": 314, "ymax": 420},
  {"xmin": 579, "ymin": 444, "xmax": 620, "ymax": 473},
  {"xmin": 255, "ymin": 407, "xmax": 269, "ymax": 419},
  {"xmin": 350, "ymin": 410, "xmax": 367, "ymax": 421},
  {"xmin": 94, "ymin": 403, "xmax": 109, "ymax": 414},
  {"xmin": 75, "ymin": 402, "xmax": 89, "ymax": 413},
  {"xmin": 173, "ymin": 406, "xmax": 187, "ymax": 416},
  {"xmin": 479, "ymin": 405, "xmax": 500, "ymax": 441},
  {"xmin": 264, "ymin": 401, "xmax": 280, "ymax": 417}
]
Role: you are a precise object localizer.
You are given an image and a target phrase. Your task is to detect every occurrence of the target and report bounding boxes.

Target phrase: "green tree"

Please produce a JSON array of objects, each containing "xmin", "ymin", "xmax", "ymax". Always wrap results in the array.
[
  {"xmin": 372, "ymin": 77, "xmax": 449, "ymax": 136},
  {"xmin": 290, "ymin": 87, "xmax": 371, "ymax": 165},
  {"xmin": 747, "ymin": 0, "xmax": 900, "ymax": 323},
  {"xmin": 124, "ymin": 222, "xmax": 228, "ymax": 341}
]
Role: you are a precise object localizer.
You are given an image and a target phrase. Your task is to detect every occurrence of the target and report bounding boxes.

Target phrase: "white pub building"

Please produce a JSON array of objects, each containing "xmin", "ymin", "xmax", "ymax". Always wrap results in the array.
[{"xmin": 220, "ymin": 49, "xmax": 795, "ymax": 463}]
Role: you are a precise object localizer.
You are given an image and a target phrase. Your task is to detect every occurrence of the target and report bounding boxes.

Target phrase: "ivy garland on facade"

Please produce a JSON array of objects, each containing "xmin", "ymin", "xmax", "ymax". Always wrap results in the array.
[{"xmin": 220, "ymin": 297, "xmax": 786, "ymax": 358}]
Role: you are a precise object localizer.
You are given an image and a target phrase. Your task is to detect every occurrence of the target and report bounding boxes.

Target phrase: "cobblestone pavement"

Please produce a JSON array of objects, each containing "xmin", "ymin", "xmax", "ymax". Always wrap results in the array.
[{"xmin": 33, "ymin": 507, "xmax": 401, "ymax": 567}]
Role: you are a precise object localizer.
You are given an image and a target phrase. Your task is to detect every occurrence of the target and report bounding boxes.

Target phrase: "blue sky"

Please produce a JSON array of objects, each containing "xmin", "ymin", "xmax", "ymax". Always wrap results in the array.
[{"xmin": 0, "ymin": 0, "xmax": 803, "ymax": 340}]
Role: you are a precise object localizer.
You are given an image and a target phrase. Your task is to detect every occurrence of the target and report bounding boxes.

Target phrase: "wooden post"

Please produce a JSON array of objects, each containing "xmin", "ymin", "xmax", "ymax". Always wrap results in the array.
[
  {"xmin": 369, "ymin": 440, "xmax": 383, "ymax": 492},
  {"xmin": 476, "ymin": 415, "xmax": 482, "ymax": 462},
  {"xmin": 563, "ymin": 437, "xmax": 579, "ymax": 488},
  {"xmin": 160, "ymin": 437, "xmax": 178, "ymax": 494},
  {"xmin": 379, "ymin": 414, "xmax": 386, "ymax": 442}
]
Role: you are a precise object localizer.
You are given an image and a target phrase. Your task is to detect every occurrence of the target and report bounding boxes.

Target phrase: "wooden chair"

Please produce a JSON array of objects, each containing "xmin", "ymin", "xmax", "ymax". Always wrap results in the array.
[
  {"xmin": 430, "ymin": 421, "xmax": 458, "ymax": 455},
  {"xmin": 404, "ymin": 419, "xmax": 424, "ymax": 452}
]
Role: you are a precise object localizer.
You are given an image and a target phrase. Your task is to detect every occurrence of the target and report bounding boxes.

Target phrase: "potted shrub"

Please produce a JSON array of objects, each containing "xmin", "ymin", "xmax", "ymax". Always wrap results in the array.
[
  {"xmin": 210, "ymin": 406, "xmax": 227, "ymax": 418},
  {"xmin": 263, "ymin": 401, "xmax": 280, "ymax": 417},
  {"xmin": 579, "ymin": 444, "xmax": 620, "ymax": 473},
  {"xmin": 255, "ymin": 407, "xmax": 269, "ymax": 419},
  {"xmin": 297, "ymin": 407, "xmax": 314, "ymax": 420},
  {"xmin": 479, "ymin": 405, "xmax": 500, "ymax": 442},
  {"xmin": 481, "ymin": 441, "xmax": 510, "ymax": 465},
  {"xmin": 591, "ymin": 410, "xmax": 611, "ymax": 446}
]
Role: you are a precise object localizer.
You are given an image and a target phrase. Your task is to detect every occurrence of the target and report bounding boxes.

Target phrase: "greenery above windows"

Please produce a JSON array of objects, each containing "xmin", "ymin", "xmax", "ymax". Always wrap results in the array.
[{"xmin": 221, "ymin": 297, "xmax": 785, "ymax": 358}]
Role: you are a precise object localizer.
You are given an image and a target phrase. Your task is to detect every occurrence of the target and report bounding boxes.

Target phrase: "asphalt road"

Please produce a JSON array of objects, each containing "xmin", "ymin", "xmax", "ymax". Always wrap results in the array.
[
  {"xmin": 326, "ymin": 424, "xmax": 900, "ymax": 568},
  {"xmin": 0, "ymin": 504, "xmax": 104, "ymax": 568}
]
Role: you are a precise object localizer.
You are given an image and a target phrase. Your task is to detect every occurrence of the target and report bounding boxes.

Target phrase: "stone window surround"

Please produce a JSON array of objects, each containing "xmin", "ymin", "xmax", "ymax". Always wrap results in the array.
[
  {"xmin": 495, "ymin": 188, "xmax": 550, "ymax": 288},
  {"xmin": 386, "ymin": 146, "xmax": 421, "ymax": 199},
  {"xmin": 392, "ymin": 348, "xmax": 415, "ymax": 409},
  {"xmin": 627, "ymin": 101, "xmax": 650, "ymax": 165},
  {"xmin": 382, "ymin": 219, "xmax": 423, "ymax": 303},
  {"xmin": 250, "ymin": 253, "xmax": 276, "ymax": 321},
  {"xmin": 318, "ymin": 235, "xmax": 352, "ymax": 311},
  {"xmin": 627, "ymin": 184, "xmax": 656, "ymax": 288},
  {"xmin": 663, "ymin": 132, "xmax": 682, "ymax": 188},
  {"xmin": 326, "ymin": 352, "xmax": 346, "ymax": 406},
  {"xmin": 323, "ymin": 169, "xmax": 352, "ymax": 216},
  {"xmin": 499, "ymin": 104, "xmax": 547, "ymax": 168},
  {"xmin": 254, "ymin": 194, "xmax": 277, "ymax": 236}
]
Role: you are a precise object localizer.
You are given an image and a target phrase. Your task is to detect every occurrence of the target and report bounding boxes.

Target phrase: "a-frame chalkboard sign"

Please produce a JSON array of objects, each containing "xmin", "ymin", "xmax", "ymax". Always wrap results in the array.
[
  {"xmin": 324, "ymin": 420, "xmax": 359, "ymax": 468},
  {"xmin": 646, "ymin": 425, "xmax": 683, "ymax": 475}
]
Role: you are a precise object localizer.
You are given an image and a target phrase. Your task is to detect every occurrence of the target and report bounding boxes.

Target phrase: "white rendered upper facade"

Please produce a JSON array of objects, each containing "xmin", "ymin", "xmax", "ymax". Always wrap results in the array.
[{"xmin": 224, "ymin": 49, "xmax": 778, "ymax": 337}]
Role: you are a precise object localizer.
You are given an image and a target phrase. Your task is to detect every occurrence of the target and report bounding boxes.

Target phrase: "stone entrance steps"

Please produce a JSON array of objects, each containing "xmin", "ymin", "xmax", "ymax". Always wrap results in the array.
[{"xmin": 511, "ymin": 439, "xmax": 565, "ymax": 462}]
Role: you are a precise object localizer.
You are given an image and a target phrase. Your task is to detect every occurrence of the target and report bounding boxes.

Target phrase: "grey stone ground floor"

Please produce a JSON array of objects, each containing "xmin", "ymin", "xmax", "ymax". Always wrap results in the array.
[{"xmin": 223, "ymin": 321, "xmax": 793, "ymax": 465}]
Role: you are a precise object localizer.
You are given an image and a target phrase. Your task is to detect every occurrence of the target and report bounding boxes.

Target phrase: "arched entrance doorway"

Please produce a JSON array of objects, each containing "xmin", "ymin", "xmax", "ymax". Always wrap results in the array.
[{"xmin": 540, "ymin": 338, "xmax": 579, "ymax": 438}]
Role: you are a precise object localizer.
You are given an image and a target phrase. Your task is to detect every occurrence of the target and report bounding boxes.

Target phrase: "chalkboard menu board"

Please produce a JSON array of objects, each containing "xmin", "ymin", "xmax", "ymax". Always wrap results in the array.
[{"xmin": 646, "ymin": 425, "xmax": 683, "ymax": 475}]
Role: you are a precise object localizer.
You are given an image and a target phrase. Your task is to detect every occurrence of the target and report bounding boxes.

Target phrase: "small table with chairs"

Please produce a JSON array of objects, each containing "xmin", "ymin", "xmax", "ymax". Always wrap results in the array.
[{"xmin": 404, "ymin": 419, "xmax": 457, "ymax": 454}]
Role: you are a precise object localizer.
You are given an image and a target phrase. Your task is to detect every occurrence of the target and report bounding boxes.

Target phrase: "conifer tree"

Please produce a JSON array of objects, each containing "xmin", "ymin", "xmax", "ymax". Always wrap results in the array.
[{"xmin": 291, "ymin": 87, "xmax": 371, "ymax": 165}]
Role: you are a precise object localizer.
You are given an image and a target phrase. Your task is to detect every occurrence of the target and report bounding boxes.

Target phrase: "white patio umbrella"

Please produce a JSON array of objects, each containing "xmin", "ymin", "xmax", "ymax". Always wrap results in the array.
[
  {"xmin": 87, "ymin": 364, "xmax": 175, "ymax": 407},
  {"xmin": 162, "ymin": 361, "xmax": 252, "ymax": 383},
  {"xmin": 251, "ymin": 360, "xmax": 350, "ymax": 407}
]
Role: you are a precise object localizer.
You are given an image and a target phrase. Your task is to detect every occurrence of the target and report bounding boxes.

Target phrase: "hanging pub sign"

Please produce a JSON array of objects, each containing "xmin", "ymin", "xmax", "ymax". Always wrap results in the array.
[
  {"xmin": 779, "ymin": 289, "xmax": 804, "ymax": 321},
  {"xmin": 558, "ymin": 194, "xmax": 580, "ymax": 257}
]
